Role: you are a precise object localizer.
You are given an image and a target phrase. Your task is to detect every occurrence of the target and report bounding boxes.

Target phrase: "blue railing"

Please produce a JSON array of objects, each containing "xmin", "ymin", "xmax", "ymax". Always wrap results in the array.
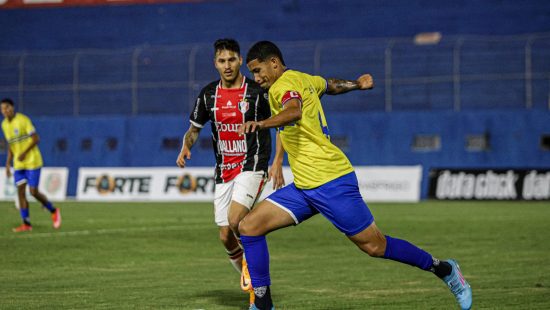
[{"xmin": 1, "ymin": 33, "xmax": 549, "ymax": 116}]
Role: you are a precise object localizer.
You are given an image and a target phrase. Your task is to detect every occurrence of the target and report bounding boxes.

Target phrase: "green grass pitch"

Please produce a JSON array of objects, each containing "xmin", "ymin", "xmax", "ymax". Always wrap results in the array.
[{"xmin": 1, "ymin": 201, "xmax": 549, "ymax": 309}]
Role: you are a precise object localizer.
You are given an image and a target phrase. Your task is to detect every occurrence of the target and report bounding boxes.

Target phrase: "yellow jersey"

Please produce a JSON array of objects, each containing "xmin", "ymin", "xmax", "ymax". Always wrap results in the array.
[
  {"xmin": 1, "ymin": 113, "xmax": 43, "ymax": 170},
  {"xmin": 269, "ymin": 70, "xmax": 354, "ymax": 189}
]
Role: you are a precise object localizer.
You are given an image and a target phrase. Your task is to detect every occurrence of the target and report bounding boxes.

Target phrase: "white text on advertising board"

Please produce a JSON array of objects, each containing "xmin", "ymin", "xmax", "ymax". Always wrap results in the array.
[
  {"xmin": 436, "ymin": 170, "xmax": 518, "ymax": 200},
  {"xmin": 84, "ymin": 175, "xmax": 151, "ymax": 194},
  {"xmin": 523, "ymin": 171, "xmax": 550, "ymax": 200}
]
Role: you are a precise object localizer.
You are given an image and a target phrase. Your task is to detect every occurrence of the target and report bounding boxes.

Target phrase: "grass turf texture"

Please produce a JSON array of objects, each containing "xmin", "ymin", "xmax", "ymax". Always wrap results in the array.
[{"xmin": 1, "ymin": 201, "xmax": 549, "ymax": 309}]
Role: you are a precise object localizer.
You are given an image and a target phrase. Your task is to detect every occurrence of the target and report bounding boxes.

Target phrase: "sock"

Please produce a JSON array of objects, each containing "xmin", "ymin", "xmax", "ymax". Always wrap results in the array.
[
  {"xmin": 253, "ymin": 286, "xmax": 273, "ymax": 310},
  {"xmin": 240, "ymin": 235, "xmax": 271, "ymax": 287},
  {"xmin": 43, "ymin": 201, "xmax": 55, "ymax": 213},
  {"xmin": 20, "ymin": 208, "xmax": 31, "ymax": 226},
  {"xmin": 431, "ymin": 258, "xmax": 452, "ymax": 278},
  {"xmin": 383, "ymin": 235, "xmax": 433, "ymax": 270},
  {"xmin": 226, "ymin": 245, "xmax": 244, "ymax": 273}
]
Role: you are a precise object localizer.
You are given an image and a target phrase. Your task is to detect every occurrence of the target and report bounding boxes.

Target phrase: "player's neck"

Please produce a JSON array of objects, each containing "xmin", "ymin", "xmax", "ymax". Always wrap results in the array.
[
  {"xmin": 220, "ymin": 73, "xmax": 244, "ymax": 89},
  {"xmin": 274, "ymin": 66, "xmax": 287, "ymax": 80}
]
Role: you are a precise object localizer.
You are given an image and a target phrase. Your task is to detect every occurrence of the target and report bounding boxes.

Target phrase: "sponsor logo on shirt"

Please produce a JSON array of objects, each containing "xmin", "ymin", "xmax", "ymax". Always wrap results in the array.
[
  {"xmin": 238, "ymin": 100, "xmax": 249, "ymax": 114},
  {"xmin": 215, "ymin": 123, "xmax": 241, "ymax": 133},
  {"xmin": 218, "ymin": 139, "xmax": 247, "ymax": 156}
]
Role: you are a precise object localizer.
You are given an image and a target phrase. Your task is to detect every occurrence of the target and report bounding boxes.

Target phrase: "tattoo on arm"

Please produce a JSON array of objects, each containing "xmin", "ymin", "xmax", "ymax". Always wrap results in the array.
[
  {"xmin": 326, "ymin": 78, "xmax": 359, "ymax": 95},
  {"xmin": 183, "ymin": 128, "xmax": 200, "ymax": 150}
]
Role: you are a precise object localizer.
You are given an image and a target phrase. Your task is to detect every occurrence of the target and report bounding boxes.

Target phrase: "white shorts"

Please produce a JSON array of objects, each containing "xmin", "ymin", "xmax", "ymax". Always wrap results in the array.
[{"xmin": 213, "ymin": 170, "xmax": 267, "ymax": 226}]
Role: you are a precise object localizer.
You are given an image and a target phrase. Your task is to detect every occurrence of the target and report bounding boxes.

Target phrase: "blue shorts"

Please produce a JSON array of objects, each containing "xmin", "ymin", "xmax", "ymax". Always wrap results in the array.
[
  {"xmin": 266, "ymin": 172, "xmax": 374, "ymax": 236},
  {"xmin": 13, "ymin": 168, "xmax": 42, "ymax": 188}
]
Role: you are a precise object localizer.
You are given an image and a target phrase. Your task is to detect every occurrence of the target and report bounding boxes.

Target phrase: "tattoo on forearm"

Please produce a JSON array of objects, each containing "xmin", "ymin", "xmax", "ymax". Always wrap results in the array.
[
  {"xmin": 327, "ymin": 78, "xmax": 358, "ymax": 95},
  {"xmin": 184, "ymin": 130, "xmax": 199, "ymax": 149}
]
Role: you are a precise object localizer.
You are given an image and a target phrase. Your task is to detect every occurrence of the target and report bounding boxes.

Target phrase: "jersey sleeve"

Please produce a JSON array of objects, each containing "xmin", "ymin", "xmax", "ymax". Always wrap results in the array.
[
  {"xmin": 189, "ymin": 88, "xmax": 209, "ymax": 128},
  {"xmin": 271, "ymin": 78, "xmax": 303, "ymax": 111},
  {"xmin": 311, "ymin": 75, "xmax": 327, "ymax": 97},
  {"xmin": 23, "ymin": 115, "xmax": 37, "ymax": 135}
]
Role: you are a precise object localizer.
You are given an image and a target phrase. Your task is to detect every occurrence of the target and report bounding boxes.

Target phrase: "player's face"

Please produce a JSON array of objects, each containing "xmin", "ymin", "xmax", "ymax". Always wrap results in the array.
[
  {"xmin": 214, "ymin": 49, "xmax": 242, "ymax": 84},
  {"xmin": 0, "ymin": 103, "xmax": 14, "ymax": 119},
  {"xmin": 247, "ymin": 59, "xmax": 277, "ymax": 89}
]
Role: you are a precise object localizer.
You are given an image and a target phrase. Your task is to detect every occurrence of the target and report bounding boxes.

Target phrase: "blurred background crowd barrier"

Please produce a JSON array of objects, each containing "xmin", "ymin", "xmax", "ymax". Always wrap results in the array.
[{"xmin": 1, "ymin": 33, "xmax": 549, "ymax": 117}]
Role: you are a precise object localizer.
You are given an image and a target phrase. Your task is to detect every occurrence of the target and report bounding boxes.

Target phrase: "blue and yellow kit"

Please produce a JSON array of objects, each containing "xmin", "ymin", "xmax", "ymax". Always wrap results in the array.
[
  {"xmin": 1, "ymin": 113, "xmax": 43, "ymax": 170},
  {"xmin": 268, "ymin": 70, "xmax": 354, "ymax": 189}
]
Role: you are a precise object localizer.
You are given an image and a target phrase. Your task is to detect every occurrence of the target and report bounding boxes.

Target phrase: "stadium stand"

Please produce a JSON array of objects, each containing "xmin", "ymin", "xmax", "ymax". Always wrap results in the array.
[{"xmin": 0, "ymin": 0, "xmax": 549, "ymax": 197}]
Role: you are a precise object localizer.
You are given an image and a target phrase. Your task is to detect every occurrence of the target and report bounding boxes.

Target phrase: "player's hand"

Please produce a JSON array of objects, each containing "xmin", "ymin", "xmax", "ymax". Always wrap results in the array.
[
  {"xmin": 268, "ymin": 162, "xmax": 285, "ymax": 190},
  {"xmin": 176, "ymin": 148, "xmax": 191, "ymax": 168},
  {"xmin": 5, "ymin": 167, "xmax": 11, "ymax": 178},
  {"xmin": 357, "ymin": 74, "xmax": 374, "ymax": 90},
  {"xmin": 239, "ymin": 121, "xmax": 263, "ymax": 135},
  {"xmin": 17, "ymin": 152, "xmax": 26, "ymax": 161}
]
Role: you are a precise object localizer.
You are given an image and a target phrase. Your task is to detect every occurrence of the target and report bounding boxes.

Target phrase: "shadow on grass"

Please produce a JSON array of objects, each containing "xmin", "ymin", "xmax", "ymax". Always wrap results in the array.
[{"xmin": 194, "ymin": 288, "xmax": 247, "ymax": 309}]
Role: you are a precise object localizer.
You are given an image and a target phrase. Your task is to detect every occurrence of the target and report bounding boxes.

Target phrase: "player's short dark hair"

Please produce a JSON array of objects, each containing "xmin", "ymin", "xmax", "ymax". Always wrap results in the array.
[
  {"xmin": 246, "ymin": 41, "xmax": 286, "ymax": 66},
  {"xmin": 1, "ymin": 98, "xmax": 14, "ymax": 106},
  {"xmin": 214, "ymin": 38, "xmax": 240, "ymax": 56}
]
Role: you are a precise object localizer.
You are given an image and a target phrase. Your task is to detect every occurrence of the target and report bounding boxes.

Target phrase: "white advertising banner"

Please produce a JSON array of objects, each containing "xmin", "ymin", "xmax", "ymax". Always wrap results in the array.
[
  {"xmin": 76, "ymin": 166, "xmax": 421, "ymax": 202},
  {"xmin": 0, "ymin": 167, "xmax": 69, "ymax": 202},
  {"xmin": 77, "ymin": 167, "xmax": 217, "ymax": 201},
  {"xmin": 355, "ymin": 166, "xmax": 423, "ymax": 202}
]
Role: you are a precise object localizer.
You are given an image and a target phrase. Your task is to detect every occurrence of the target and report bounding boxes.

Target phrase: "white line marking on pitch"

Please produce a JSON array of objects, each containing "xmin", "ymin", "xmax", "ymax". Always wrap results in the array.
[{"xmin": 0, "ymin": 225, "xmax": 188, "ymax": 239}]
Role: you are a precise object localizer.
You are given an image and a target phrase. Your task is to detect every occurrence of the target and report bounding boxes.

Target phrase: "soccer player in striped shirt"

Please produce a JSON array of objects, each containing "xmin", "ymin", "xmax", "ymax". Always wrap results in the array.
[
  {"xmin": 238, "ymin": 41, "xmax": 472, "ymax": 310},
  {"xmin": 1, "ymin": 98, "xmax": 61, "ymax": 232},
  {"xmin": 176, "ymin": 39, "xmax": 285, "ymax": 306}
]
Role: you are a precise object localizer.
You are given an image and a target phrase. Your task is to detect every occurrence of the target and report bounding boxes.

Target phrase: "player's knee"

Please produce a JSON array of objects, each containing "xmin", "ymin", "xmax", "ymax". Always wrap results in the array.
[
  {"xmin": 238, "ymin": 218, "xmax": 257, "ymax": 236},
  {"xmin": 29, "ymin": 187, "xmax": 39, "ymax": 196},
  {"xmin": 228, "ymin": 215, "xmax": 241, "ymax": 235},
  {"xmin": 229, "ymin": 221, "xmax": 240, "ymax": 236},
  {"xmin": 237, "ymin": 219, "xmax": 249, "ymax": 236}
]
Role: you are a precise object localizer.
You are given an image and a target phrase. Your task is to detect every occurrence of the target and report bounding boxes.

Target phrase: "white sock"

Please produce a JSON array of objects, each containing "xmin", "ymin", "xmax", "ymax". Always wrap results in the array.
[{"xmin": 226, "ymin": 245, "xmax": 243, "ymax": 273}]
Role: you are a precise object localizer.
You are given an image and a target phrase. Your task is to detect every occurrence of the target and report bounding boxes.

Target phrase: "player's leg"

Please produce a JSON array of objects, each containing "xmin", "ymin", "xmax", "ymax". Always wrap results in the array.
[
  {"xmin": 349, "ymin": 222, "xmax": 472, "ymax": 309},
  {"xmin": 227, "ymin": 171, "xmax": 268, "ymax": 299},
  {"xmin": 239, "ymin": 183, "xmax": 316, "ymax": 310},
  {"xmin": 214, "ymin": 181, "xmax": 245, "ymax": 273},
  {"xmin": 228, "ymin": 170, "xmax": 268, "ymax": 235},
  {"xmin": 310, "ymin": 172, "xmax": 471, "ymax": 309},
  {"xmin": 218, "ymin": 225, "xmax": 243, "ymax": 272},
  {"xmin": 349, "ymin": 222, "xmax": 434, "ymax": 267},
  {"xmin": 27, "ymin": 168, "xmax": 61, "ymax": 229},
  {"xmin": 13, "ymin": 170, "xmax": 32, "ymax": 232},
  {"xmin": 238, "ymin": 199, "xmax": 294, "ymax": 310}
]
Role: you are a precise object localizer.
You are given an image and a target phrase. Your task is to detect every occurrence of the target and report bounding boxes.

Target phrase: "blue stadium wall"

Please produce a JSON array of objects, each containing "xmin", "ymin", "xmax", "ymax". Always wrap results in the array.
[
  {"xmin": 22, "ymin": 111, "xmax": 550, "ymax": 198},
  {"xmin": 1, "ymin": 0, "xmax": 550, "ymax": 198},
  {"xmin": 1, "ymin": 0, "xmax": 550, "ymax": 51}
]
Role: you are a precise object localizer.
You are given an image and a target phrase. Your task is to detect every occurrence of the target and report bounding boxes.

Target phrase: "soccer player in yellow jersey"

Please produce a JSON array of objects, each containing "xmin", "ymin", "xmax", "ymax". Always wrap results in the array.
[
  {"xmin": 1, "ymin": 98, "xmax": 61, "ymax": 232},
  {"xmin": 237, "ymin": 41, "xmax": 472, "ymax": 310}
]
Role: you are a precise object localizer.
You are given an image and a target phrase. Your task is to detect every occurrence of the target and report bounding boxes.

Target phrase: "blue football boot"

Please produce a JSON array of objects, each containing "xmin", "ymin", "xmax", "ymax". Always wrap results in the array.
[{"xmin": 442, "ymin": 259, "xmax": 472, "ymax": 310}]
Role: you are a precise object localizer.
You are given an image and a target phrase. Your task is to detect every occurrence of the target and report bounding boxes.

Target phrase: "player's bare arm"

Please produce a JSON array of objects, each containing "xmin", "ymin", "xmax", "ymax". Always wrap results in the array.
[
  {"xmin": 18, "ymin": 133, "xmax": 40, "ymax": 161},
  {"xmin": 268, "ymin": 132, "xmax": 285, "ymax": 190},
  {"xmin": 239, "ymin": 99, "xmax": 302, "ymax": 134},
  {"xmin": 326, "ymin": 74, "xmax": 374, "ymax": 95},
  {"xmin": 176, "ymin": 124, "xmax": 201, "ymax": 168},
  {"xmin": 5, "ymin": 148, "xmax": 13, "ymax": 177}
]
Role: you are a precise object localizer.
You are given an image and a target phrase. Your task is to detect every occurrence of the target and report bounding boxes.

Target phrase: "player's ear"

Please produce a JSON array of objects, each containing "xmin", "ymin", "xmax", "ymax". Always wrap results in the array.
[
  {"xmin": 270, "ymin": 56, "xmax": 278, "ymax": 69},
  {"xmin": 239, "ymin": 55, "xmax": 243, "ymax": 66}
]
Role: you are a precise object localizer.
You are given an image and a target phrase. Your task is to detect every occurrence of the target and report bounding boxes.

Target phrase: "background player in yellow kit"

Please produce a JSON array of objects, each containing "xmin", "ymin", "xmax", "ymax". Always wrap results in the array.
[{"xmin": 1, "ymin": 98, "xmax": 61, "ymax": 232}]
